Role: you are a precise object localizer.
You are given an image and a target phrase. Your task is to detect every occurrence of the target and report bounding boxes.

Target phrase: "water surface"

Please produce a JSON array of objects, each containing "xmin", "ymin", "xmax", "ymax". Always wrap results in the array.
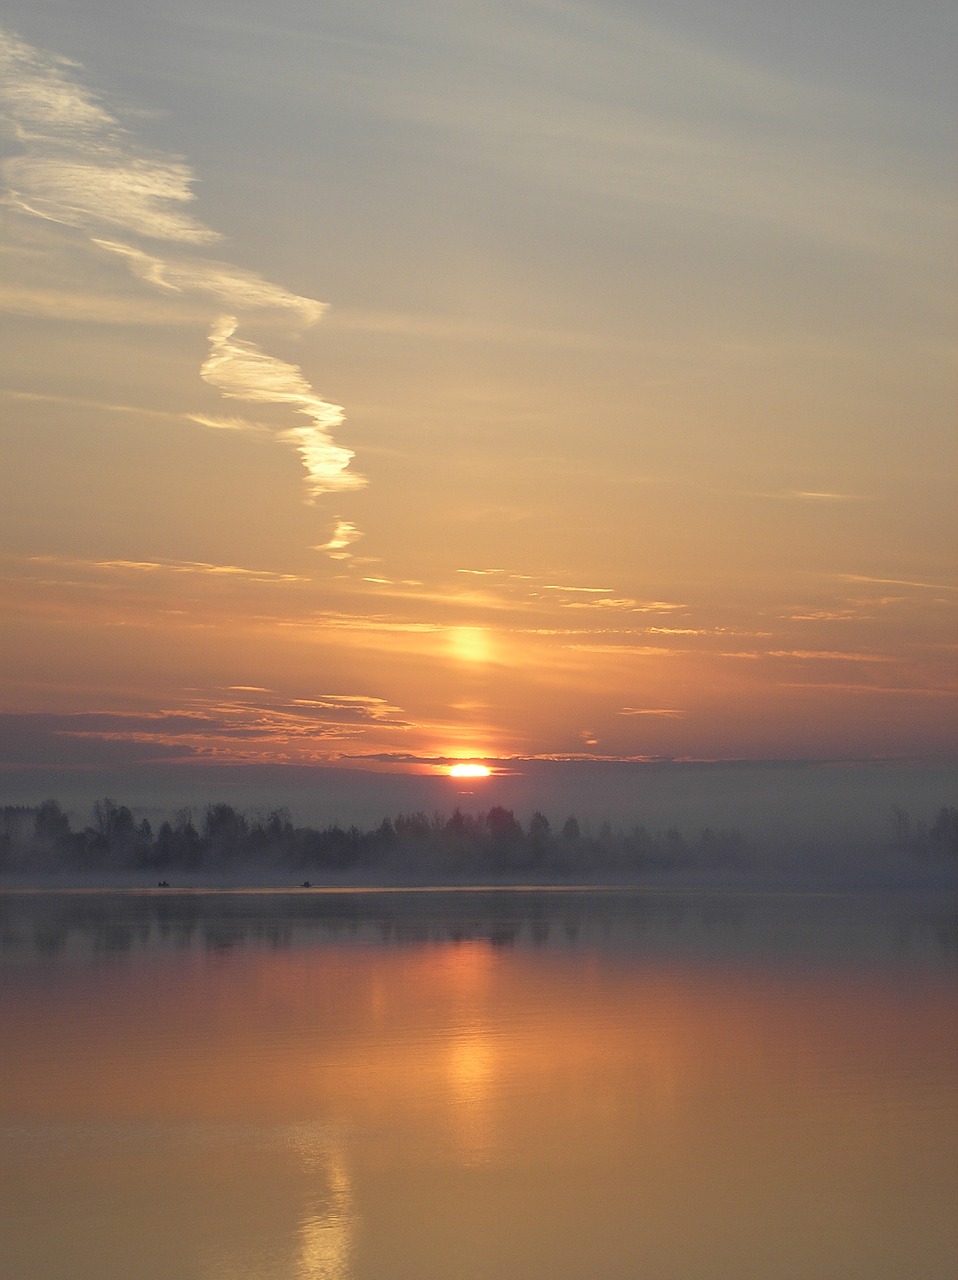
[{"xmin": 2, "ymin": 888, "xmax": 956, "ymax": 1279}]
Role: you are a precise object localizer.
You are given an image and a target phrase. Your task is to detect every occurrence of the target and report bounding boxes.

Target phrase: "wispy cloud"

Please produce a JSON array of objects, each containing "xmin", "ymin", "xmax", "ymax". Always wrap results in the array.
[
  {"xmin": 0, "ymin": 31, "xmax": 214, "ymax": 244},
  {"xmin": 618, "ymin": 707, "xmax": 685, "ymax": 718},
  {"xmin": 835, "ymin": 573, "xmax": 958, "ymax": 594},
  {"xmin": 452, "ymin": 567, "xmax": 687, "ymax": 616},
  {"xmin": 6, "ymin": 387, "xmax": 183, "ymax": 420},
  {"xmin": 786, "ymin": 608, "xmax": 862, "ymax": 622},
  {"xmin": 184, "ymin": 413, "xmax": 272, "ymax": 436},
  {"xmin": 202, "ymin": 316, "xmax": 363, "ymax": 499},
  {"xmin": 746, "ymin": 489, "xmax": 867, "ymax": 503},
  {"xmin": 21, "ymin": 552, "xmax": 307, "ymax": 583},
  {"xmin": 288, "ymin": 695, "xmax": 403, "ymax": 722},
  {"xmin": 766, "ymin": 649, "xmax": 895, "ymax": 664},
  {"xmin": 774, "ymin": 682, "xmax": 958, "ymax": 699},
  {"xmin": 561, "ymin": 597, "xmax": 685, "ymax": 613},
  {"xmin": 0, "ymin": 27, "xmax": 363, "ymax": 513},
  {"xmin": 790, "ymin": 491, "xmax": 863, "ymax": 502},
  {"xmin": 94, "ymin": 240, "xmax": 325, "ymax": 324},
  {"xmin": 338, "ymin": 751, "xmax": 668, "ymax": 767},
  {"xmin": 312, "ymin": 520, "xmax": 364, "ymax": 560},
  {"xmin": 457, "ymin": 568, "xmax": 531, "ymax": 579},
  {"xmin": 562, "ymin": 643, "xmax": 678, "ymax": 657},
  {"xmin": 0, "ymin": 689, "xmax": 415, "ymax": 766}
]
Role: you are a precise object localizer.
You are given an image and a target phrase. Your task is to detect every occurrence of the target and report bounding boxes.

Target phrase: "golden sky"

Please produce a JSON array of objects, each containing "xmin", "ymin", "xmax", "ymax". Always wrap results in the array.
[{"xmin": 0, "ymin": 2, "xmax": 955, "ymax": 805}]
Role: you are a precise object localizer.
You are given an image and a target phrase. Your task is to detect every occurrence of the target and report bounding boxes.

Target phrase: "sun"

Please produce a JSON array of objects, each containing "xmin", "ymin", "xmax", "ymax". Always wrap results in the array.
[{"xmin": 448, "ymin": 763, "xmax": 491, "ymax": 779}]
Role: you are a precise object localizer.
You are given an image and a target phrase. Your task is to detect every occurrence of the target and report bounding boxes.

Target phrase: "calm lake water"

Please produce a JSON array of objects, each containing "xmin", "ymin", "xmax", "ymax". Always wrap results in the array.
[{"xmin": 1, "ymin": 887, "xmax": 956, "ymax": 1280}]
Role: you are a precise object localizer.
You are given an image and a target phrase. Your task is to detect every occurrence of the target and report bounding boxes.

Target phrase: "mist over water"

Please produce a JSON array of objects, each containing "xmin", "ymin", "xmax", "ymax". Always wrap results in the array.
[
  {"xmin": 3, "ymin": 772, "xmax": 957, "ymax": 895},
  {"xmin": 5, "ymin": 758, "xmax": 956, "ymax": 855}
]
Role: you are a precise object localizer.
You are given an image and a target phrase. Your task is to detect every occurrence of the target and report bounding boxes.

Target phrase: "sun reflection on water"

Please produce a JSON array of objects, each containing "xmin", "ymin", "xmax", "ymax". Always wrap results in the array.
[
  {"xmin": 286, "ymin": 1129, "xmax": 357, "ymax": 1280},
  {"xmin": 446, "ymin": 1027, "xmax": 498, "ymax": 1166}
]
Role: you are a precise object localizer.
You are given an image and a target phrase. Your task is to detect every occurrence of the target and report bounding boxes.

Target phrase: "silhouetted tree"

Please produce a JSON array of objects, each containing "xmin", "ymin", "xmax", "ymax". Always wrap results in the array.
[
  {"xmin": 247, "ymin": 808, "xmax": 296, "ymax": 861},
  {"xmin": 34, "ymin": 799, "xmax": 71, "ymax": 850},
  {"xmin": 85, "ymin": 798, "xmax": 141, "ymax": 866},
  {"xmin": 486, "ymin": 807, "xmax": 521, "ymax": 840},
  {"xmin": 203, "ymin": 804, "xmax": 249, "ymax": 861},
  {"xmin": 561, "ymin": 815, "xmax": 580, "ymax": 843},
  {"xmin": 154, "ymin": 821, "xmax": 176, "ymax": 869},
  {"xmin": 528, "ymin": 811, "xmax": 552, "ymax": 868},
  {"xmin": 93, "ymin": 798, "xmax": 135, "ymax": 844},
  {"xmin": 395, "ymin": 812, "xmax": 432, "ymax": 842},
  {"xmin": 1, "ymin": 806, "xmax": 38, "ymax": 870},
  {"xmin": 483, "ymin": 806, "xmax": 523, "ymax": 871}
]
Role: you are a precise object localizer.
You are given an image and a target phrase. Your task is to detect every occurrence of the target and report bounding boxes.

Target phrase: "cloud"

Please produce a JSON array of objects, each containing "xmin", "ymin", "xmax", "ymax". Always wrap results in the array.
[
  {"xmin": 21, "ymin": 552, "xmax": 307, "ymax": 583},
  {"xmin": 746, "ymin": 489, "xmax": 866, "ymax": 503},
  {"xmin": 287, "ymin": 695, "xmax": 404, "ymax": 724},
  {"xmin": 0, "ymin": 27, "xmax": 363, "ymax": 508},
  {"xmin": 93, "ymin": 240, "xmax": 325, "ymax": 324},
  {"xmin": 563, "ymin": 643, "xmax": 678, "ymax": 657},
  {"xmin": 6, "ymin": 388, "xmax": 183, "ymax": 420},
  {"xmin": 0, "ymin": 689, "xmax": 414, "ymax": 768},
  {"xmin": 545, "ymin": 593, "xmax": 687, "ymax": 614},
  {"xmin": 561, "ymin": 597, "xmax": 680, "ymax": 612},
  {"xmin": 0, "ymin": 31, "xmax": 215, "ymax": 244},
  {"xmin": 789, "ymin": 491, "xmax": 863, "ymax": 502},
  {"xmin": 312, "ymin": 520, "xmax": 364, "ymax": 560},
  {"xmin": 7, "ymin": 155, "xmax": 216, "ymax": 244},
  {"xmin": 0, "ymin": 711, "xmax": 198, "ymax": 767},
  {"xmin": 787, "ymin": 609, "xmax": 861, "ymax": 622},
  {"xmin": 337, "ymin": 751, "xmax": 667, "ymax": 766},
  {"xmin": 184, "ymin": 413, "xmax": 272, "ymax": 436},
  {"xmin": 835, "ymin": 574, "xmax": 958, "ymax": 594},
  {"xmin": 202, "ymin": 316, "xmax": 364, "ymax": 499},
  {"xmin": 457, "ymin": 567, "xmax": 521, "ymax": 578},
  {"xmin": 453, "ymin": 569, "xmax": 687, "ymax": 617},
  {"xmin": 619, "ymin": 707, "xmax": 686, "ymax": 718},
  {"xmin": 774, "ymin": 682, "xmax": 958, "ymax": 699},
  {"xmin": 766, "ymin": 650, "xmax": 894, "ymax": 664}
]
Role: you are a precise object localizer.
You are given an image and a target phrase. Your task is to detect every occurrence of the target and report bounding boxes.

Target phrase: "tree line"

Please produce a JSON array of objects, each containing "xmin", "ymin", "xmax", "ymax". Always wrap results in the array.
[
  {"xmin": 0, "ymin": 798, "xmax": 754, "ymax": 878},
  {"xmin": 1, "ymin": 798, "xmax": 955, "ymax": 880}
]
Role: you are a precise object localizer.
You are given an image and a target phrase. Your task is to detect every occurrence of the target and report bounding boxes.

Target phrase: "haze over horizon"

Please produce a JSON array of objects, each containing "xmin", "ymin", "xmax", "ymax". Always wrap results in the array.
[{"xmin": 1, "ymin": 2, "xmax": 955, "ymax": 823}]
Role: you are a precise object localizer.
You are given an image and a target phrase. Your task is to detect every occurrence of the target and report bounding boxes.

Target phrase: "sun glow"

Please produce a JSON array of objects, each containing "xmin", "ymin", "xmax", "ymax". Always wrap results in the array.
[
  {"xmin": 448, "ymin": 627, "xmax": 492, "ymax": 664},
  {"xmin": 449, "ymin": 763, "xmax": 491, "ymax": 779}
]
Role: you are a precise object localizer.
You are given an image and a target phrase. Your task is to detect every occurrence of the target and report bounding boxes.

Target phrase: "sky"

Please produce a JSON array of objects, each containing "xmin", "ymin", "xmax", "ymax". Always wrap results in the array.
[{"xmin": 1, "ymin": 1, "xmax": 955, "ymax": 830}]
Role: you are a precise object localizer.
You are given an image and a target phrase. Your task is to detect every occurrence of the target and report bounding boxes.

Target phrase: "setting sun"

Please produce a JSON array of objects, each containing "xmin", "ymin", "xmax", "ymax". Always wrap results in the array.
[{"xmin": 448, "ymin": 763, "xmax": 492, "ymax": 779}]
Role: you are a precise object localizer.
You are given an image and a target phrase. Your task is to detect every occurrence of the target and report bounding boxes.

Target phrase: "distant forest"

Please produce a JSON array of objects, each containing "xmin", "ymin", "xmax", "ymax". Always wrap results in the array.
[{"xmin": 2, "ymin": 798, "xmax": 957, "ymax": 880}]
